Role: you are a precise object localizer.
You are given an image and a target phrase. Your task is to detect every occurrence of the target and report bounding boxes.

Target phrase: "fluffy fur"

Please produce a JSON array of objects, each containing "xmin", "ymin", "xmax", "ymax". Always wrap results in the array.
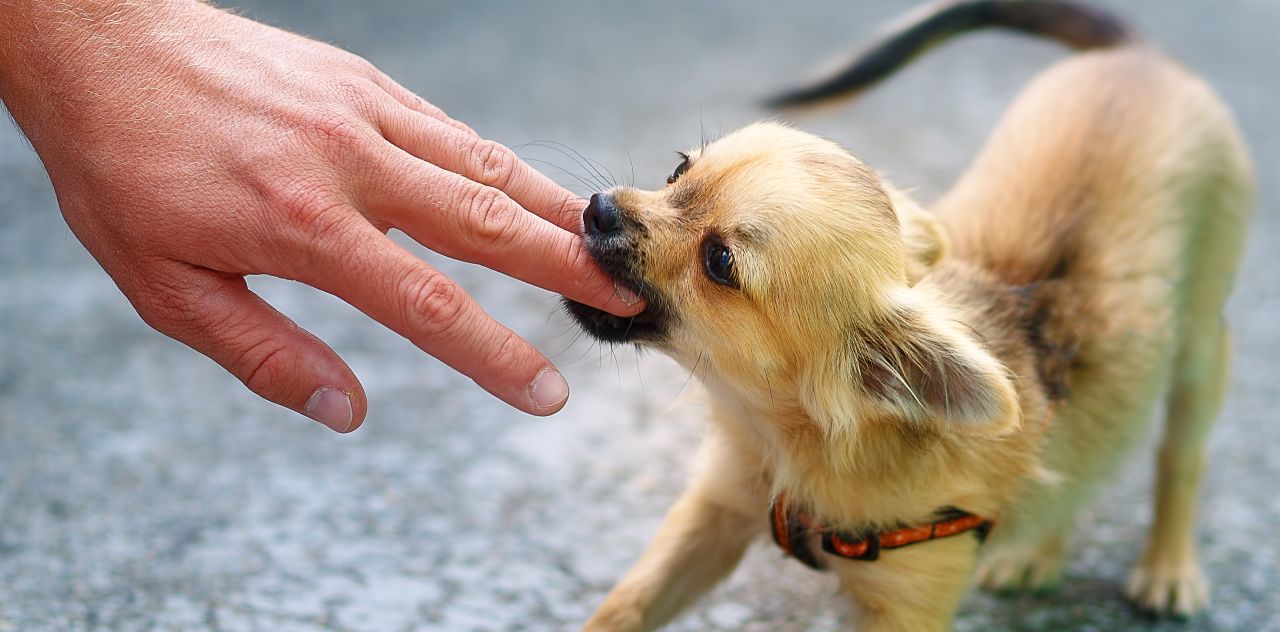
[{"xmin": 567, "ymin": 5, "xmax": 1253, "ymax": 631}]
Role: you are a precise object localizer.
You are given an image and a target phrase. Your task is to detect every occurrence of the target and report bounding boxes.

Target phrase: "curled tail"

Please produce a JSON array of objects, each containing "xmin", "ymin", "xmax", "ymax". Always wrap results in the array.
[{"xmin": 766, "ymin": 0, "xmax": 1137, "ymax": 109}]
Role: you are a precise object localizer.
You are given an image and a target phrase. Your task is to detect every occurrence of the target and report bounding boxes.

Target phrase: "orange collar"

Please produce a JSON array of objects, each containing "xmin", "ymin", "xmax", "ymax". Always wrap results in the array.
[{"xmin": 769, "ymin": 492, "xmax": 994, "ymax": 568}]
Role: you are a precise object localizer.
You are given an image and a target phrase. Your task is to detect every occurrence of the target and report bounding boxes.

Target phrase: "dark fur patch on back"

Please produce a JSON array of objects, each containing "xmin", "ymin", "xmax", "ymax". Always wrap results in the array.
[
  {"xmin": 920, "ymin": 263, "xmax": 1078, "ymax": 413},
  {"xmin": 1013, "ymin": 283, "xmax": 1078, "ymax": 402}
]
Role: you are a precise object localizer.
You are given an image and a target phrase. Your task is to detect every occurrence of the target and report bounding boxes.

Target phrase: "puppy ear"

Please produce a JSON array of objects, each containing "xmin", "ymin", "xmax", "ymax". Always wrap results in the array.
[
  {"xmin": 800, "ymin": 301, "xmax": 1020, "ymax": 438},
  {"xmin": 854, "ymin": 306, "xmax": 1020, "ymax": 434},
  {"xmin": 886, "ymin": 186, "xmax": 948, "ymax": 285}
]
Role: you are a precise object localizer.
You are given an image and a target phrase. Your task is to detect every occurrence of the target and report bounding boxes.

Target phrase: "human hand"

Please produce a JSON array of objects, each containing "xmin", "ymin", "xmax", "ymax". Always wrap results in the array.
[{"xmin": 0, "ymin": 1, "xmax": 643, "ymax": 431}]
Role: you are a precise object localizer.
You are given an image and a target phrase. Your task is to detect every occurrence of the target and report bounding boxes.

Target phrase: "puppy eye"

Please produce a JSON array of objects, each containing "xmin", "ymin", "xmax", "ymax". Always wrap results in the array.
[
  {"xmin": 666, "ymin": 152, "xmax": 690, "ymax": 185},
  {"xmin": 702, "ymin": 239, "xmax": 738, "ymax": 288}
]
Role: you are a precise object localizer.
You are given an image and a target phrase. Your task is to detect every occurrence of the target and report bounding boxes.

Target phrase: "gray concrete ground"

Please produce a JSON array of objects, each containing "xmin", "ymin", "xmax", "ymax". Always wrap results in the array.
[{"xmin": 2, "ymin": 1, "xmax": 1277, "ymax": 630}]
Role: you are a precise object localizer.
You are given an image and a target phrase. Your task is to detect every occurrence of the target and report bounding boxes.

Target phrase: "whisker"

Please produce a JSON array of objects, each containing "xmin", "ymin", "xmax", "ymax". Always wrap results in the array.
[
  {"xmin": 546, "ymin": 323, "xmax": 589, "ymax": 362},
  {"xmin": 521, "ymin": 156, "xmax": 603, "ymax": 194},
  {"xmin": 700, "ymin": 105, "xmax": 708, "ymax": 147},
  {"xmin": 671, "ymin": 351, "xmax": 706, "ymax": 405},
  {"xmin": 528, "ymin": 140, "xmax": 618, "ymax": 190},
  {"xmin": 633, "ymin": 346, "xmax": 648, "ymax": 400},
  {"xmin": 519, "ymin": 140, "xmax": 611, "ymax": 191},
  {"xmin": 622, "ymin": 146, "xmax": 637, "ymax": 187},
  {"xmin": 610, "ymin": 343, "xmax": 624, "ymax": 387},
  {"xmin": 521, "ymin": 141, "xmax": 608, "ymax": 190},
  {"xmin": 564, "ymin": 339, "xmax": 597, "ymax": 369}
]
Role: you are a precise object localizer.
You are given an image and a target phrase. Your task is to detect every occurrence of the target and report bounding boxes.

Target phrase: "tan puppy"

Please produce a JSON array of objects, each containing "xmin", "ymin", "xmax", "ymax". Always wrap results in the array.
[{"xmin": 565, "ymin": 1, "xmax": 1253, "ymax": 629}]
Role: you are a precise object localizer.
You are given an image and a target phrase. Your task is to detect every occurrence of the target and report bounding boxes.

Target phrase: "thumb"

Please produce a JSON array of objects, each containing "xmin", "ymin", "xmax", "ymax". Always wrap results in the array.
[{"xmin": 128, "ymin": 265, "xmax": 367, "ymax": 432}]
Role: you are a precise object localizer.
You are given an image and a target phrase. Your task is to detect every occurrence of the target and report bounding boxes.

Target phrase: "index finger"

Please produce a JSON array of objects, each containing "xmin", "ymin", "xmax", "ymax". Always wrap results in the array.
[
  {"xmin": 362, "ymin": 152, "xmax": 643, "ymax": 316},
  {"xmin": 377, "ymin": 107, "xmax": 586, "ymax": 232}
]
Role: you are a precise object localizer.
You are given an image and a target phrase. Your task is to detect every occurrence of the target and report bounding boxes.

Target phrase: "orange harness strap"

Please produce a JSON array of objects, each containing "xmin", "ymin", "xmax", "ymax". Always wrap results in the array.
[{"xmin": 770, "ymin": 492, "xmax": 994, "ymax": 568}]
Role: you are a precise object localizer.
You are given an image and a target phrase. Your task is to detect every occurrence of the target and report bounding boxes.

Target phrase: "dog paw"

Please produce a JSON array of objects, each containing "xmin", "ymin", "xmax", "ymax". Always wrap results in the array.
[
  {"xmin": 975, "ymin": 545, "xmax": 1065, "ymax": 594},
  {"xmin": 1126, "ymin": 561, "xmax": 1209, "ymax": 618}
]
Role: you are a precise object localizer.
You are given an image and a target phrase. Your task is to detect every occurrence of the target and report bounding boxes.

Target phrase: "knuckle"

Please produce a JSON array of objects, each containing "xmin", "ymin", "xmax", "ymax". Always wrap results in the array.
[
  {"xmin": 484, "ymin": 330, "xmax": 526, "ymax": 371},
  {"xmin": 273, "ymin": 180, "xmax": 353, "ymax": 244},
  {"xmin": 557, "ymin": 196, "xmax": 588, "ymax": 227},
  {"xmin": 239, "ymin": 337, "xmax": 295, "ymax": 398},
  {"xmin": 132, "ymin": 275, "xmax": 255, "ymax": 344},
  {"xmin": 416, "ymin": 99, "xmax": 449, "ymax": 120},
  {"xmin": 401, "ymin": 269, "xmax": 465, "ymax": 337},
  {"xmin": 340, "ymin": 52, "xmax": 379, "ymax": 77},
  {"xmin": 330, "ymin": 79, "xmax": 380, "ymax": 117},
  {"xmin": 132, "ymin": 277, "xmax": 196, "ymax": 333},
  {"xmin": 460, "ymin": 185, "xmax": 519, "ymax": 254},
  {"xmin": 297, "ymin": 109, "xmax": 365, "ymax": 157},
  {"xmin": 469, "ymin": 139, "xmax": 517, "ymax": 190},
  {"xmin": 449, "ymin": 119, "xmax": 478, "ymax": 137}
]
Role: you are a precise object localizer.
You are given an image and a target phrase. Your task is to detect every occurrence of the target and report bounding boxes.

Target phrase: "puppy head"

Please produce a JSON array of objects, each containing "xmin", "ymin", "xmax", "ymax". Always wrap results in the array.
[{"xmin": 566, "ymin": 122, "xmax": 1017, "ymax": 436}]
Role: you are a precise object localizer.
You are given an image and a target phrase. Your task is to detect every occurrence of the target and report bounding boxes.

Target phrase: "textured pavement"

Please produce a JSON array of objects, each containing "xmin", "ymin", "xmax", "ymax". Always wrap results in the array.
[{"xmin": 2, "ymin": 1, "xmax": 1278, "ymax": 630}]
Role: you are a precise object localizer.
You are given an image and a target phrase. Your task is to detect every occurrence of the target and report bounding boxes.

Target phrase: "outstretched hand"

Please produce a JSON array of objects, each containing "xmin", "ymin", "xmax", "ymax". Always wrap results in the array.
[{"xmin": 0, "ymin": 1, "xmax": 643, "ymax": 431}]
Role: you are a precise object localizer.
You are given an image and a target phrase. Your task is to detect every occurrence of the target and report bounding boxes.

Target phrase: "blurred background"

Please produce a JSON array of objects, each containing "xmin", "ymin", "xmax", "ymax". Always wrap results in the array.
[{"xmin": 1, "ymin": 1, "xmax": 1276, "ymax": 630}]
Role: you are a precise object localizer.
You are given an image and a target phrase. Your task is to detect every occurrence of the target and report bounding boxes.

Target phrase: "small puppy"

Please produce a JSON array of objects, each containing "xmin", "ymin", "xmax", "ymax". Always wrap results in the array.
[{"xmin": 566, "ymin": 1, "xmax": 1253, "ymax": 629}]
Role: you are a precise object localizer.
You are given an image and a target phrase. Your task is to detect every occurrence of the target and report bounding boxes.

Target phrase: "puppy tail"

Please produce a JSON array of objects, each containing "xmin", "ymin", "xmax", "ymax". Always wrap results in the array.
[{"xmin": 765, "ymin": 0, "xmax": 1137, "ymax": 109}]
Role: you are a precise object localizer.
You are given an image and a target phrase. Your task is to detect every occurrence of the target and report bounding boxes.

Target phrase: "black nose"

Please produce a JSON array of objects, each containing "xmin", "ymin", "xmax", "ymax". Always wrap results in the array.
[{"xmin": 583, "ymin": 193, "xmax": 621, "ymax": 236}]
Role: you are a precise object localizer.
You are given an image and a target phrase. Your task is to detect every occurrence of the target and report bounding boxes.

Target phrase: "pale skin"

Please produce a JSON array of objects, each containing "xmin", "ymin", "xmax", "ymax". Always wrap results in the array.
[{"xmin": 0, "ymin": 1, "xmax": 644, "ymax": 431}]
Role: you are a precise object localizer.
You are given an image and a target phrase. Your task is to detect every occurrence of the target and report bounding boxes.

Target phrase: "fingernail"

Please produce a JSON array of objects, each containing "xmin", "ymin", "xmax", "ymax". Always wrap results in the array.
[
  {"xmin": 528, "ymin": 368, "xmax": 570, "ymax": 411},
  {"xmin": 614, "ymin": 283, "xmax": 642, "ymax": 307},
  {"xmin": 304, "ymin": 387, "xmax": 354, "ymax": 432}
]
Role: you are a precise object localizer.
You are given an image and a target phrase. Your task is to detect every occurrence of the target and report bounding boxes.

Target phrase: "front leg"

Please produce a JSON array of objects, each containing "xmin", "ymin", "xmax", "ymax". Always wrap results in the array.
[{"xmin": 585, "ymin": 424, "xmax": 767, "ymax": 632}]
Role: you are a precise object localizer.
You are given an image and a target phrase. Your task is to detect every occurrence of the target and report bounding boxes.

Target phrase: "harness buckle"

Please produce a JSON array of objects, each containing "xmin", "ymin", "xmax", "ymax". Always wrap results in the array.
[{"xmin": 822, "ymin": 531, "xmax": 881, "ymax": 561}]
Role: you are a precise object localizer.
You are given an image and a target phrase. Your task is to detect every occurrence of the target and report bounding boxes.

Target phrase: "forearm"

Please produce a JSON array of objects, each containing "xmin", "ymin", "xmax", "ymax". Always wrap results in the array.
[{"xmin": 0, "ymin": 1, "xmax": 195, "ymax": 140}]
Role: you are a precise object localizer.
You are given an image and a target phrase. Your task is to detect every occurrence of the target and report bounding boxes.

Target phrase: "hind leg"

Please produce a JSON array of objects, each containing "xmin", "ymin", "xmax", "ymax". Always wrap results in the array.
[{"xmin": 1127, "ymin": 324, "xmax": 1230, "ymax": 617}]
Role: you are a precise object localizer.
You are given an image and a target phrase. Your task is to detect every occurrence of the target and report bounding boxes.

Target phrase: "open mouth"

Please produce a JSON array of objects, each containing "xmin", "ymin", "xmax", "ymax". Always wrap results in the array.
[
  {"xmin": 564, "ymin": 192, "xmax": 670, "ymax": 343},
  {"xmin": 563, "ymin": 243, "xmax": 669, "ymax": 344},
  {"xmin": 564, "ymin": 295, "xmax": 667, "ymax": 344}
]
